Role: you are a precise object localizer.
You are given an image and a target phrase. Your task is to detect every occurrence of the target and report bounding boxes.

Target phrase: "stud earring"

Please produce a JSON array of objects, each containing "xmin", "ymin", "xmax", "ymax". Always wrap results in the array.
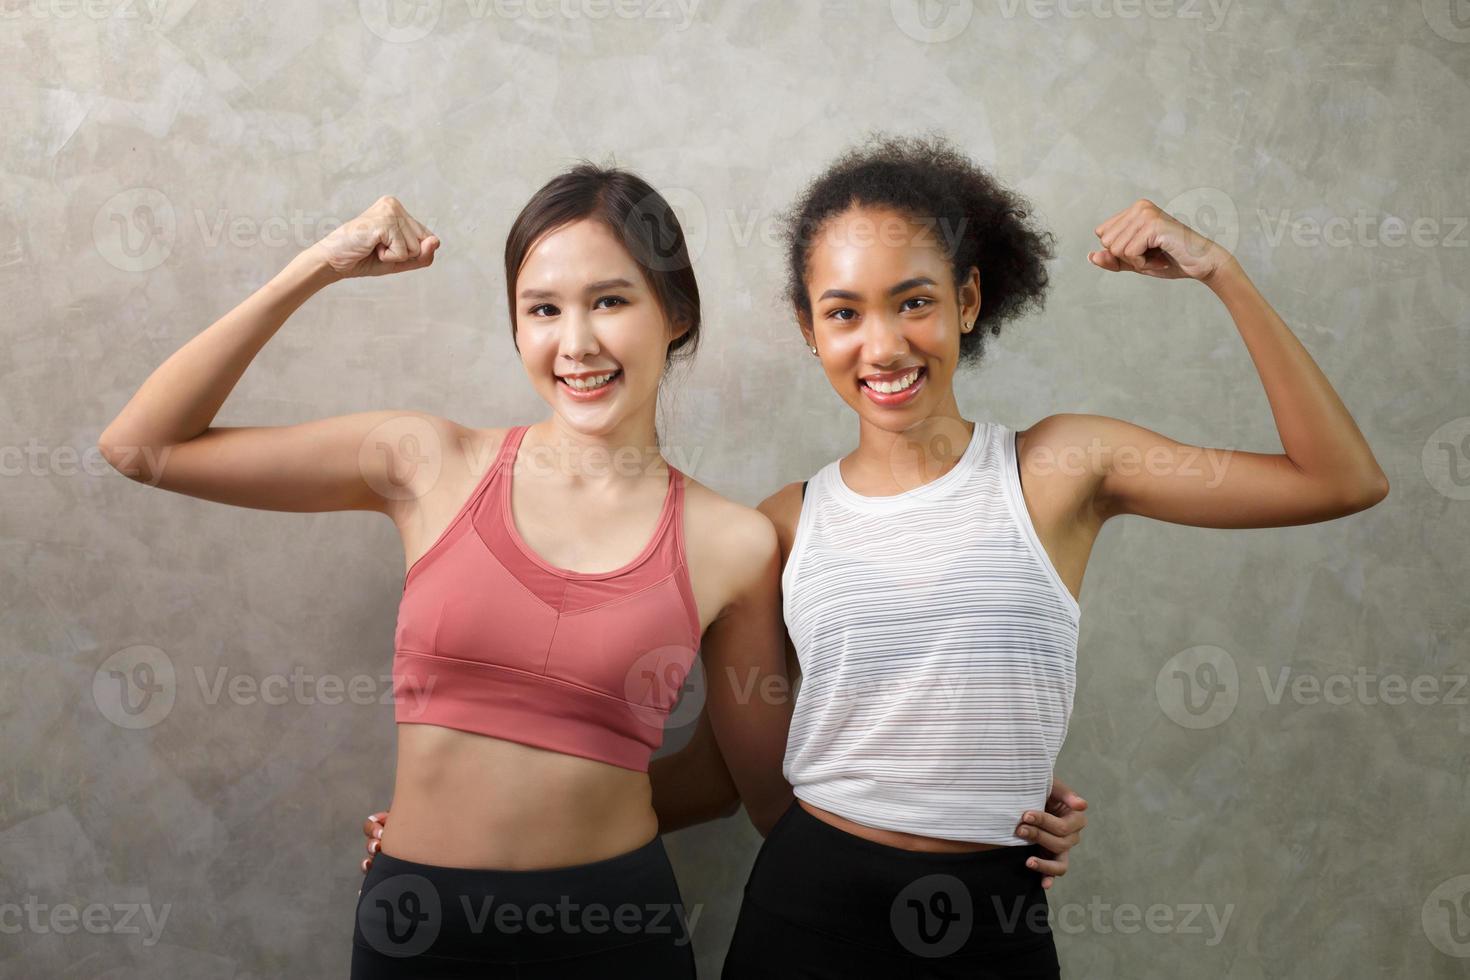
[{"xmin": 808, "ymin": 344, "xmax": 818, "ymax": 356}]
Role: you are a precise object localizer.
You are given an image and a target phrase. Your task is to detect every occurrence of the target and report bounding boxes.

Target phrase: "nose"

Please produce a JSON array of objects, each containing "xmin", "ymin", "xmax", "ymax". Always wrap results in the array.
[
  {"xmin": 557, "ymin": 310, "xmax": 600, "ymax": 363},
  {"xmin": 861, "ymin": 310, "xmax": 910, "ymax": 367}
]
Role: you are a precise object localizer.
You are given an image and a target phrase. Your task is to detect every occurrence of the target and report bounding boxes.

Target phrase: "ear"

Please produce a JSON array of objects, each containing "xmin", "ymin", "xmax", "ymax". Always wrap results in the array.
[
  {"xmin": 668, "ymin": 316, "xmax": 693, "ymax": 343},
  {"xmin": 796, "ymin": 307, "xmax": 815, "ymax": 349},
  {"xmin": 959, "ymin": 266, "xmax": 982, "ymax": 329}
]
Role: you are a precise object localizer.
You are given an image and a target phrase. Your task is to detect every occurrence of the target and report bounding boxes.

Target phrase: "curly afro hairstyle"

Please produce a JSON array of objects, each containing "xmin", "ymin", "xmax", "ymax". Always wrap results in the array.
[{"xmin": 782, "ymin": 133, "xmax": 1056, "ymax": 366}]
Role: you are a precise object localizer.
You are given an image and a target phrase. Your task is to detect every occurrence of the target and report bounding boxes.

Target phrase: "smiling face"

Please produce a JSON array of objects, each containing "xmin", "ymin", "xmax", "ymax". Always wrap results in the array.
[
  {"xmin": 799, "ymin": 206, "xmax": 980, "ymax": 431},
  {"xmin": 513, "ymin": 218, "xmax": 686, "ymax": 437}
]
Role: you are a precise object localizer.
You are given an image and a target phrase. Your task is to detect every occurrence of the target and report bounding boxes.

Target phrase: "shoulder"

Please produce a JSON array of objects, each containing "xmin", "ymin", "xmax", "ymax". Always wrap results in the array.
[
  {"xmin": 384, "ymin": 418, "xmax": 512, "ymax": 523},
  {"xmin": 756, "ymin": 481, "xmax": 806, "ymax": 559},
  {"xmin": 1014, "ymin": 412, "xmax": 1132, "ymax": 460},
  {"xmin": 681, "ymin": 475, "xmax": 779, "ymax": 565},
  {"xmin": 429, "ymin": 421, "xmax": 515, "ymax": 484},
  {"xmin": 679, "ymin": 474, "xmax": 781, "ymax": 609},
  {"xmin": 1013, "ymin": 412, "xmax": 1133, "ymax": 484},
  {"xmin": 463, "ymin": 423, "xmax": 514, "ymax": 472},
  {"xmin": 374, "ymin": 414, "xmax": 510, "ymax": 471},
  {"xmin": 1013, "ymin": 413, "xmax": 1119, "ymax": 523}
]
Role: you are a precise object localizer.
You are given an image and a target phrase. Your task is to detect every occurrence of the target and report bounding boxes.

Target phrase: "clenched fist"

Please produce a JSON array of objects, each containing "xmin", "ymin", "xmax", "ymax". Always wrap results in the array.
[
  {"xmin": 310, "ymin": 195, "xmax": 440, "ymax": 280},
  {"xmin": 1088, "ymin": 198, "xmax": 1233, "ymax": 284}
]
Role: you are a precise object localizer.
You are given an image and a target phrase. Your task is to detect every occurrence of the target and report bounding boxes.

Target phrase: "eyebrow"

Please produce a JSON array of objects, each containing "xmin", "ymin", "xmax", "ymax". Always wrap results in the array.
[
  {"xmin": 817, "ymin": 277, "xmax": 938, "ymax": 302},
  {"xmin": 518, "ymin": 277, "xmax": 636, "ymax": 301}
]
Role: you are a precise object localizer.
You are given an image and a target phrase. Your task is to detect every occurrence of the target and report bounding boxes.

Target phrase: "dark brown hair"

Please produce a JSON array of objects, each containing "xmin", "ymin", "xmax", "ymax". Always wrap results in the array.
[
  {"xmin": 782, "ymin": 133, "xmax": 1055, "ymax": 366},
  {"xmin": 504, "ymin": 162, "xmax": 701, "ymax": 367}
]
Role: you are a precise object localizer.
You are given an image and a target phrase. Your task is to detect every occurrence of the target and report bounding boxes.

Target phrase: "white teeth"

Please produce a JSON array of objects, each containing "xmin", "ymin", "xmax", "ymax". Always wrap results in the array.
[
  {"xmin": 865, "ymin": 368, "xmax": 920, "ymax": 394},
  {"xmin": 564, "ymin": 372, "xmax": 616, "ymax": 390}
]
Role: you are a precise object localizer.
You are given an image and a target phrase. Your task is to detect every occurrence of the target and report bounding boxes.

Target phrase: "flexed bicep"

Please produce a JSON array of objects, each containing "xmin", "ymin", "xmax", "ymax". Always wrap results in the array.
[
  {"xmin": 1051, "ymin": 413, "xmax": 1386, "ymax": 528},
  {"xmin": 101, "ymin": 409, "xmax": 469, "ymax": 519}
]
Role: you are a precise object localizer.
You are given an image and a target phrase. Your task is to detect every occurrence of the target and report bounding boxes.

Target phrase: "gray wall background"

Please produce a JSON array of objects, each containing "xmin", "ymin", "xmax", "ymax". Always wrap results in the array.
[{"xmin": 3, "ymin": 1, "xmax": 1467, "ymax": 976}]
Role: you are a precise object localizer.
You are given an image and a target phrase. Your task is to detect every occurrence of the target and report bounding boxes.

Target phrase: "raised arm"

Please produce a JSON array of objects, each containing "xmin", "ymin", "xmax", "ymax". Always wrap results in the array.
[
  {"xmin": 96, "ymin": 196, "xmax": 446, "ymax": 518},
  {"xmin": 1070, "ymin": 198, "xmax": 1389, "ymax": 528}
]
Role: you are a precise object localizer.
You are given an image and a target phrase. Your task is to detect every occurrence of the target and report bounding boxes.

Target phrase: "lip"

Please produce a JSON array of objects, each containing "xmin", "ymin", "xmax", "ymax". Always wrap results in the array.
[
  {"xmin": 557, "ymin": 369, "xmax": 622, "ymax": 401},
  {"xmin": 859, "ymin": 365, "xmax": 926, "ymax": 407}
]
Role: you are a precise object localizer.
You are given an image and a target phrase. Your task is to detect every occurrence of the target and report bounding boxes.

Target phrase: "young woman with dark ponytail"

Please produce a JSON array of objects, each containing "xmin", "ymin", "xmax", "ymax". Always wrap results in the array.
[{"xmin": 99, "ymin": 166, "xmax": 798, "ymax": 978}]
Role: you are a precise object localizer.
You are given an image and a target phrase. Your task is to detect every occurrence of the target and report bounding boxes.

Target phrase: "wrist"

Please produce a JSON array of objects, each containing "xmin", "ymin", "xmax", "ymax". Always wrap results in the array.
[
  {"xmin": 1200, "ymin": 252, "xmax": 1245, "ymax": 293},
  {"xmin": 292, "ymin": 243, "xmax": 342, "ymax": 290}
]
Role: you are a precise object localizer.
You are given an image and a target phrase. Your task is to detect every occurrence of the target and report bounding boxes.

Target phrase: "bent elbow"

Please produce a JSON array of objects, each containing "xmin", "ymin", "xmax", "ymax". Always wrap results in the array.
[
  {"xmin": 96, "ymin": 437, "xmax": 162, "ymax": 485},
  {"xmin": 1340, "ymin": 471, "xmax": 1389, "ymax": 514},
  {"xmin": 96, "ymin": 438, "xmax": 130, "ymax": 476}
]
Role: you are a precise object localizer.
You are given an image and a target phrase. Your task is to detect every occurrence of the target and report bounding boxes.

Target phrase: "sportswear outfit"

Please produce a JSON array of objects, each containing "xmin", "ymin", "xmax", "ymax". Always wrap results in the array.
[
  {"xmin": 722, "ymin": 421, "xmax": 1080, "ymax": 978},
  {"xmin": 351, "ymin": 424, "xmax": 699, "ymax": 978}
]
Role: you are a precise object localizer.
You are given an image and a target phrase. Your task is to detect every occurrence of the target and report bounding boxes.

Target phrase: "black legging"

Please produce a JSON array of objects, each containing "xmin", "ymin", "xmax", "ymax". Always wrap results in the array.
[
  {"xmin": 722, "ymin": 800, "xmax": 1062, "ymax": 979},
  {"xmin": 351, "ymin": 836, "xmax": 696, "ymax": 978}
]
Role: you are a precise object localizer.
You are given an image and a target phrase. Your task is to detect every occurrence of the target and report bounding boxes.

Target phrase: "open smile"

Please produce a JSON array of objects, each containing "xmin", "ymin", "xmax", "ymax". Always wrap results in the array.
[
  {"xmin": 859, "ymin": 365, "xmax": 927, "ymax": 406},
  {"xmin": 557, "ymin": 369, "xmax": 623, "ymax": 401}
]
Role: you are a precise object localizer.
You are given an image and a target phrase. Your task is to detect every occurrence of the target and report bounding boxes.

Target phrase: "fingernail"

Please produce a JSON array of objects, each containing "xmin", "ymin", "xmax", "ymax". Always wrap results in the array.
[
  {"xmin": 1023, "ymin": 813, "xmax": 1035, "ymax": 824},
  {"xmin": 374, "ymin": 828, "xmax": 382, "ymax": 839}
]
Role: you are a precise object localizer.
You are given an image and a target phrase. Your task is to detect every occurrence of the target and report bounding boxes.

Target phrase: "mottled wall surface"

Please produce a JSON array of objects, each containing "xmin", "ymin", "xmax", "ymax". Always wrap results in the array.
[{"xmin": 2, "ymin": 1, "xmax": 1467, "ymax": 977}]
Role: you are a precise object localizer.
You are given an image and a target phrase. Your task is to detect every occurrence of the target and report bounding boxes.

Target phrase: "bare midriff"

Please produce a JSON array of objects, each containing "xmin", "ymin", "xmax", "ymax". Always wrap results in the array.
[
  {"xmin": 798, "ymin": 799, "xmax": 1006, "ymax": 852},
  {"xmin": 377, "ymin": 723, "xmax": 658, "ymax": 871}
]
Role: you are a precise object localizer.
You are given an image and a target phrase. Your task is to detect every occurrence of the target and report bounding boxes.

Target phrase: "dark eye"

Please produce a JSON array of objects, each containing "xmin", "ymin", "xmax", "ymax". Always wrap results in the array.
[
  {"xmin": 826, "ymin": 307, "xmax": 858, "ymax": 322},
  {"xmin": 900, "ymin": 296, "xmax": 933, "ymax": 312},
  {"xmin": 593, "ymin": 295, "xmax": 628, "ymax": 309},
  {"xmin": 529, "ymin": 303, "xmax": 558, "ymax": 317}
]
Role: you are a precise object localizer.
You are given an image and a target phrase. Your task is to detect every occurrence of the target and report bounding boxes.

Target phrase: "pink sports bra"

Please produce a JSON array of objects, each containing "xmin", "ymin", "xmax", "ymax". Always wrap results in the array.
[{"xmin": 392, "ymin": 424, "xmax": 702, "ymax": 772}]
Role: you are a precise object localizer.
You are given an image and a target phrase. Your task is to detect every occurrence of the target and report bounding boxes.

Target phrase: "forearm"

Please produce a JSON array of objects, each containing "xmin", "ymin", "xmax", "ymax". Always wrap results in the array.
[
  {"xmin": 99, "ymin": 247, "xmax": 338, "ymax": 450},
  {"xmin": 649, "ymin": 713, "xmax": 741, "ymax": 834},
  {"xmin": 1206, "ymin": 258, "xmax": 1387, "ymax": 489}
]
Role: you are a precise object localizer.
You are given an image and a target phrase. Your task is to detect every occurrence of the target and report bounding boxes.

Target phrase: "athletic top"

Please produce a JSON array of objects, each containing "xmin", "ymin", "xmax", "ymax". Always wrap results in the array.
[
  {"xmin": 781, "ymin": 420, "xmax": 1081, "ymax": 845},
  {"xmin": 392, "ymin": 424, "xmax": 702, "ymax": 772}
]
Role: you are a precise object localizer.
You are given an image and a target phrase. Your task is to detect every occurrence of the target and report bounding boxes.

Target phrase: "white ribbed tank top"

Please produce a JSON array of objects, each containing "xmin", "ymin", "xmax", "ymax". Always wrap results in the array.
[{"xmin": 781, "ymin": 420, "xmax": 1081, "ymax": 845}]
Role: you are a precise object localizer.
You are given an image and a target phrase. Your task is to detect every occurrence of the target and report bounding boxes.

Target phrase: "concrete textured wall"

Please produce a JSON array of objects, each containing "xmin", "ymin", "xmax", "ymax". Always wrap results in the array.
[{"xmin": 3, "ymin": 1, "xmax": 1467, "ymax": 977}]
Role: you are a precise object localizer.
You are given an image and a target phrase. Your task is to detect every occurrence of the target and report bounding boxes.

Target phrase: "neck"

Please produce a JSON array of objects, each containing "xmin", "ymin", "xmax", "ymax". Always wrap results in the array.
[
  {"xmin": 849, "ymin": 391, "xmax": 973, "ymax": 494},
  {"xmin": 524, "ymin": 406, "xmax": 666, "ymax": 488}
]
